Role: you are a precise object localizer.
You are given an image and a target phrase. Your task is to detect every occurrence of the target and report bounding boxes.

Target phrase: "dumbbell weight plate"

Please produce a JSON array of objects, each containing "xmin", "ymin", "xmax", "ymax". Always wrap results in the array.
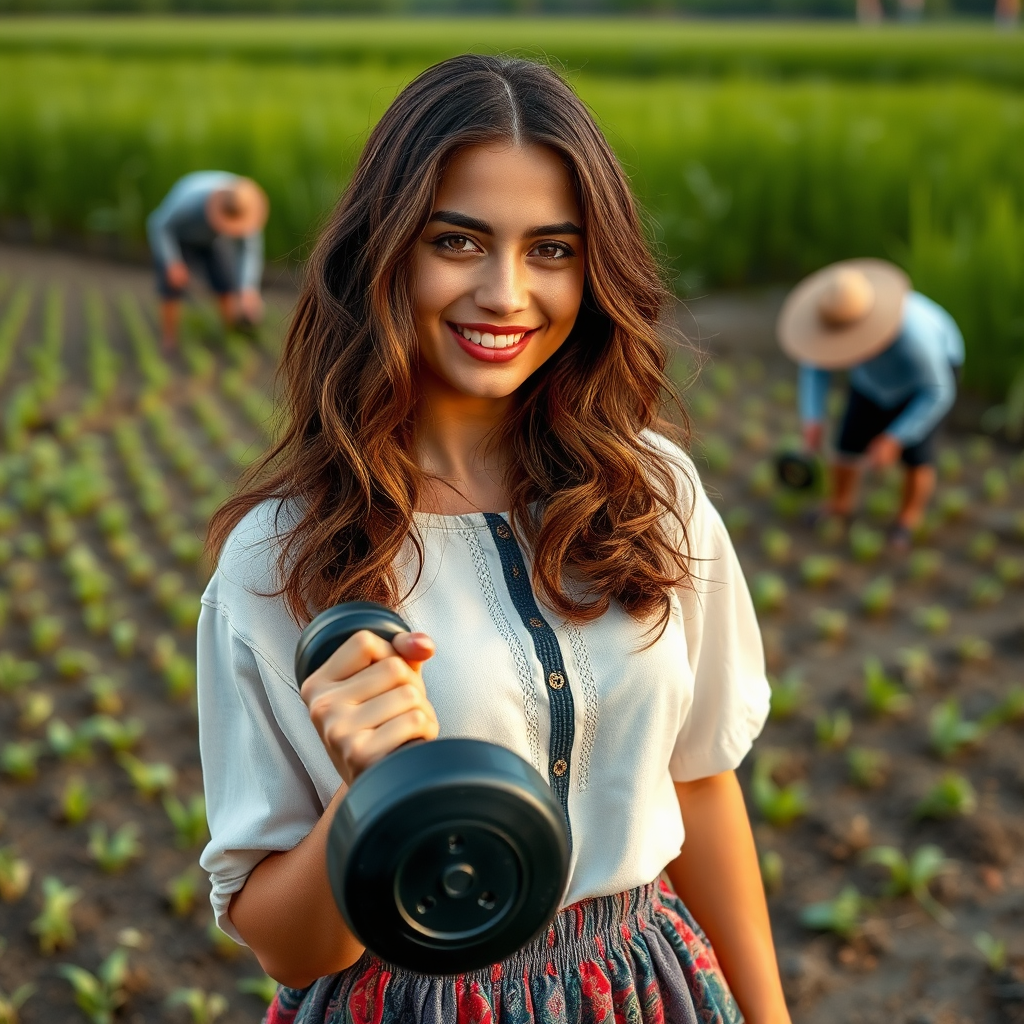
[
  {"xmin": 295, "ymin": 602, "xmax": 570, "ymax": 976},
  {"xmin": 775, "ymin": 450, "xmax": 820, "ymax": 491}
]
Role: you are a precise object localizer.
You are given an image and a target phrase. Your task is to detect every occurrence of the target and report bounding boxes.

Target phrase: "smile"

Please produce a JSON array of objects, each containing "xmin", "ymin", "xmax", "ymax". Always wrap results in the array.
[{"xmin": 446, "ymin": 322, "xmax": 538, "ymax": 363}]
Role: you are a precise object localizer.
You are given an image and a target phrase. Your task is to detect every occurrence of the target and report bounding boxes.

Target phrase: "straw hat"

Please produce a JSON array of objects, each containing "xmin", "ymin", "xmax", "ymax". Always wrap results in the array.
[
  {"xmin": 776, "ymin": 258, "xmax": 910, "ymax": 370},
  {"xmin": 205, "ymin": 177, "xmax": 269, "ymax": 238}
]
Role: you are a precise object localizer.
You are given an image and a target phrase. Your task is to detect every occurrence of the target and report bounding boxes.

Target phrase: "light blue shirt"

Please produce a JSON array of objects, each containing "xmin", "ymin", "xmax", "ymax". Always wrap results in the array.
[
  {"xmin": 799, "ymin": 292, "xmax": 964, "ymax": 447},
  {"xmin": 146, "ymin": 171, "xmax": 264, "ymax": 292}
]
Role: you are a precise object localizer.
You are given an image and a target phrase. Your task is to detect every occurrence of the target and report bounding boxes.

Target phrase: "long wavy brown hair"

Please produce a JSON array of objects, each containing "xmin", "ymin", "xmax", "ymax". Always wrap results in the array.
[{"xmin": 207, "ymin": 54, "xmax": 694, "ymax": 633}]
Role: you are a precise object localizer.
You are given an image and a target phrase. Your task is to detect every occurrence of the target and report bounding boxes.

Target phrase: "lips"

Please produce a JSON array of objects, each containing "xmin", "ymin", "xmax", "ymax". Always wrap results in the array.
[{"xmin": 447, "ymin": 322, "xmax": 538, "ymax": 363}]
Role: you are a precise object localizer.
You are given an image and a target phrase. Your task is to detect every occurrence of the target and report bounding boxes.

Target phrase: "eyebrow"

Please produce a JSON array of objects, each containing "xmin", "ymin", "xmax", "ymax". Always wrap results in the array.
[{"xmin": 428, "ymin": 210, "xmax": 583, "ymax": 237}]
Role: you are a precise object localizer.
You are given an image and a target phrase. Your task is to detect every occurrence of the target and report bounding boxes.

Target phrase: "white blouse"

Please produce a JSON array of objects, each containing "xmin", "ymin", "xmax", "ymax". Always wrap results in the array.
[{"xmin": 197, "ymin": 433, "xmax": 770, "ymax": 944}]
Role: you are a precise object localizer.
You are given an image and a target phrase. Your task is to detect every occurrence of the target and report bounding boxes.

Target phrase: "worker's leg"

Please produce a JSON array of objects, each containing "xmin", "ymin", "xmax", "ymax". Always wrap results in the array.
[
  {"xmin": 216, "ymin": 292, "xmax": 239, "ymax": 330},
  {"xmin": 896, "ymin": 464, "xmax": 936, "ymax": 530},
  {"xmin": 160, "ymin": 299, "xmax": 183, "ymax": 352},
  {"xmin": 827, "ymin": 460, "xmax": 861, "ymax": 517}
]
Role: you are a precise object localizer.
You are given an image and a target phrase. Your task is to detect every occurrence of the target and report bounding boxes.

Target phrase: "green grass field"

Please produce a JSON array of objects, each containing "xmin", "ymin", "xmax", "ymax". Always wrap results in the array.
[{"xmin": 0, "ymin": 19, "xmax": 1022, "ymax": 396}]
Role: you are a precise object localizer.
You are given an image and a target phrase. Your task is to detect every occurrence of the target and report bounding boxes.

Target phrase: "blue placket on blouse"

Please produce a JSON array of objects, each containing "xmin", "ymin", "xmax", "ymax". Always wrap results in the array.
[{"xmin": 484, "ymin": 513, "xmax": 575, "ymax": 851}]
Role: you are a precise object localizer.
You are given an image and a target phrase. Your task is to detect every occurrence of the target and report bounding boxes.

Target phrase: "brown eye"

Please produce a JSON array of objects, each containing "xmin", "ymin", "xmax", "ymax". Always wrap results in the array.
[
  {"xmin": 532, "ymin": 241, "xmax": 574, "ymax": 260},
  {"xmin": 436, "ymin": 234, "xmax": 480, "ymax": 254}
]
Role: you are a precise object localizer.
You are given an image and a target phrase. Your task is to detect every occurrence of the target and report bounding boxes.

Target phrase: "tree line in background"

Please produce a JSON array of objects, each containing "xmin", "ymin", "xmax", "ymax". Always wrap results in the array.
[{"xmin": 0, "ymin": 0, "xmax": 1012, "ymax": 17}]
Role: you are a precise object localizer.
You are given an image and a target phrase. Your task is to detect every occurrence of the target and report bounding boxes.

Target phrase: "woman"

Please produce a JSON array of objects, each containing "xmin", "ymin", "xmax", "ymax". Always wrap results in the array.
[{"xmin": 199, "ymin": 55, "xmax": 789, "ymax": 1024}]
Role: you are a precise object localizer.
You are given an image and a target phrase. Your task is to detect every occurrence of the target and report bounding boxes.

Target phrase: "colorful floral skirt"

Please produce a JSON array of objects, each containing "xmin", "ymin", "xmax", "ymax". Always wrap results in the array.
[{"xmin": 263, "ymin": 879, "xmax": 743, "ymax": 1024}]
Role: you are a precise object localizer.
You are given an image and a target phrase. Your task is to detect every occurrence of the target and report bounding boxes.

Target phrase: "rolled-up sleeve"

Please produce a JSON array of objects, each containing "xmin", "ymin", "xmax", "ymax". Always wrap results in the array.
[{"xmin": 669, "ymin": 469, "xmax": 771, "ymax": 782}]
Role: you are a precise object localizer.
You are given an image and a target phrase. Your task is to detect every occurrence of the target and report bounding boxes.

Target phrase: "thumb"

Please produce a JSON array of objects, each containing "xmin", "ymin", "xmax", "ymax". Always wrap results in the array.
[{"xmin": 391, "ymin": 631, "xmax": 435, "ymax": 673}]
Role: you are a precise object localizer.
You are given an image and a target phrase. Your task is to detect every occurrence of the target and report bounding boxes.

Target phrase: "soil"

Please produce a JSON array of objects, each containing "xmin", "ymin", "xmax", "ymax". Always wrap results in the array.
[{"xmin": 0, "ymin": 242, "xmax": 1021, "ymax": 1024}]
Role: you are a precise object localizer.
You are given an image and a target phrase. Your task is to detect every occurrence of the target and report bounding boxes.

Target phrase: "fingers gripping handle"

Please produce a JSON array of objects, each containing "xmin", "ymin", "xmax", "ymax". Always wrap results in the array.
[{"xmin": 294, "ymin": 601, "xmax": 413, "ymax": 684}]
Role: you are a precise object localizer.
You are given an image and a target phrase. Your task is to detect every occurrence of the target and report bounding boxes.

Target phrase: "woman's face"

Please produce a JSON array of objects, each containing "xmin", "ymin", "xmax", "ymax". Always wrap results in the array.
[{"xmin": 411, "ymin": 142, "xmax": 585, "ymax": 403}]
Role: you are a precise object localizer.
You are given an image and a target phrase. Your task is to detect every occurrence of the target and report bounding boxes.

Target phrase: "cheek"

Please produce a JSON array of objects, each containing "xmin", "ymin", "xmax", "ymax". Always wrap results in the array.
[
  {"xmin": 547, "ymin": 267, "xmax": 587, "ymax": 333},
  {"xmin": 412, "ymin": 255, "xmax": 462, "ymax": 324}
]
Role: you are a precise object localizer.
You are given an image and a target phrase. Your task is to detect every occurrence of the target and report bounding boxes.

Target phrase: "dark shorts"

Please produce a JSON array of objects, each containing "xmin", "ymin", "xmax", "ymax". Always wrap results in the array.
[
  {"xmin": 836, "ymin": 387, "xmax": 939, "ymax": 467},
  {"xmin": 154, "ymin": 236, "xmax": 242, "ymax": 299}
]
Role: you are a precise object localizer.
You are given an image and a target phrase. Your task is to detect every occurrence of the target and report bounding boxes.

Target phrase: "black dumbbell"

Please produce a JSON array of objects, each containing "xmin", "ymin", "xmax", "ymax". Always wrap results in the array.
[
  {"xmin": 295, "ymin": 601, "xmax": 570, "ymax": 975},
  {"xmin": 774, "ymin": 450, "xmax": 821, "ymax": 491}
]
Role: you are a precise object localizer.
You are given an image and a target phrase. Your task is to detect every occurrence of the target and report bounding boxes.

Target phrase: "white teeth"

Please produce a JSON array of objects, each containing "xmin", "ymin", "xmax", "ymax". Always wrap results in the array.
[
  {"xmin": 456, "ymin": 326, "xmax": 530, "ymax": 348},
  {"xmin": 481, "ymin": 333, "xmax": 496, "ymax": 349}
]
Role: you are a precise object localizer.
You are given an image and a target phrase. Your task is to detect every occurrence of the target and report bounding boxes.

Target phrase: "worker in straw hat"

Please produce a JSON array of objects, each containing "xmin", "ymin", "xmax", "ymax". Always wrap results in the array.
[
  {"xmin": 777, "ymin": 258, "xmax": 964, "ymax": 550},
  {"xmin": 147, "ymin": 171, "xmax": 270, "ymax": 351}
]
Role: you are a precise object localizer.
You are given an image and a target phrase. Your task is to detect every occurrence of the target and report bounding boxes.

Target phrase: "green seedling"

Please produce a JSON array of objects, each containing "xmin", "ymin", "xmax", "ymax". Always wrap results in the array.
[
  {"xmin": 847, "ymin": 746, "xmax": 892, "ymax": 790},
  {"xmin": 117, "ymin": 752, "xmax": 177, "ymax": 798},
  {"xmin": 709, "ymin": 363, "xmax": 737, "ymax": 397},
  {"xmin": 861, "ymin": 844, "xmax": 956, "ymax": 926},
  {"xmin": 152, "ymin": 634, "xmax": 178, "ymax": 672},
  {"xmin": 760, "ymin": 527, "xmax": 792, "ymax": 565},
  {"xmin": 696, "ymin": 435, "xmax": 732, "ymax": 474},
  {"xmin": 815, "ymin": 709, "xmax": 853, "ymax": 750},
  {"xmin": 31, "ymin": 876, "xmax": 82, "ymax": 954},
  {"xmin": 849, "ymin": 523, "xmax": 884, "ymax": 563},
  {"xmin": 982, "ymin": 467, "xmax": 1009, "ymax": 504},
  {"xmin": 937, "ymin": 487, "xmax": 970, "ymax": 522},
  {"xmin": 164, "ymin": 656, "xmax": 198, "ymax": 701},
  {"xmin": 166, "ymin": 867, "xmax": 204, "ymax": 917},
  {"xmin": 59, "ymin": 776, "xmax": 93, "ymax": 825},
  {"xmin": 769, "ymin": 379, "xmax": 795, "ymax": 406},
  {"xmin": 82, "ymin": 603, "xmax": 114, "ymax": 638},
  {"xmin": 237, "ymin": 975, "xmax": 279, "ymax": 1005},
  {"xmin": 0, "ymin": 846, "xmax": 31, "ymax": 901},
  {"xmin": 759, "ymin": 849, "xmax": 784, "ymax": 896},
  {"xmin": 974, "ymin": 932, "xmax": 1008, "ymax": 973},
  {"xmin": 750, "ymin": 573, "xmax": 787, "ymax": 614},
  {"xmin": 47, "ymin": 719, "xmax": 95, "ymax": 763},
  {"xmin": 969, "ymin": 575, "xmax": 1004, "ymax": 607},
  {"xmin": 46, "ymin": 517, "xmax": 77, "ymax": 556},
  {"xmin": 54, "ymin": 647, "xmax": 101, "ymax": 680},
  {"xmin": 13, "ymin": 590, "xmax": 47, "ymax": 623},
  {"xmin": 768, "ymin": 670, "xmax": 805, "ymax": 721},
  {"xmin": 690, "ymin": 390, "xmax": 720, "ymax": 424},
  {"xmin": 864, "ymin": 487, "xmax": 899, "ymax": 520},
  {"xmin": 915, "ymin": 772, "xmax": 977, "ymax": 820},
  {"xmin": 1, "ymin": 741, "xmax": 43, "ymax": 781},
  {"xmin": 967, "ymin": 531, "xmax": 998, "ymax": 563},
  {"xmin": 723, "ymin": 506, "xmax": 752, "ymax": 539},
  {"xmin": 911, "ymin": 605, "xmax": 950, "ymax": 635},
  {"xmin": 166, "ymin": 988, "xmax": 229, "ymax": 1024},
  {"xmin": 169, "ymin": 593, "xmax": 202, "ymax": 631},
  {"xmin": 0, "ymin": 979, "xmax": 35, "ymax": 1024},
  {"xmin": 863, "ymin": 657, "xmax": 911, "ymax": 717},
  {"xmin": 860, "ymin": 575, "xmax": 895, "ymax": 617},
  {"xmin": 17, "ymin": 691, "xmax": 53, "ymax": 731},
  {"xmin": 800, "ymin": 555, "xmax": 842, "ymax": 588},
  {"xmin": 5, "ymin": 559, "xmax": 37, "ymax": 593},
  {"xmin": 740, "ymin": 420, "xmax": 769, "ymax": 453},
  {"xmin": 984, "ymin": 686, "xmax": 1024, "ymax": 727},
  {"xmin": 87, "ymin": 676, "xmax": 123, "ymax": 716},
  {"xmin": 171, "ymin": 534, "xmax": 204, "ymax": 565},
  {"xmin": 72, "ymin": 570, "xmax": 113, "ymax": 607},
  {"xmin": 995, "ymin": 556, "xmax": 1024, "ymax": 586},
  {"xmin": 897, "ymin": 647, "xmax": 937, "ymax": 689},
  {"xmin": 937, "ymin": 449, "xmax": 962, "ymax": 482},
  {"xmin": 208, "ymin": 920, "xmax": 243, "ymax": 959},
  {"xmin": 109, "ymin": 620, "xmax": 138, "ymax": 659},
  {"xmin": 106, "ymin": 533, "xmax": 139, "ymax": 563},
  {"xmin": 748, "ymin": 460, "xmax": 775, "ymax": 498},
  {"xmin": 124, "ymin": 552, "xmax": 156, "ymax": 588},
  {"xmin": 17, "ymin": 533, "xmax": 46, "ymax": 561},
  {"xmin": 929, "ymin": 699, "xmax": 987, "ymax": 759},
  {"xmin": 751, "ymin": 751, "xmax": 810, "ymax": 827},
  {"xmin": 30, "ymin": 614, "xmax": 64, "ymax": 655},
  {"xmin": 0, "ymin": 655, "xmax": 39, "ymax": 696},
  {"xmin": 955, "ymin": 635, "xmax": 993, "ymax": 664},
  {"xmin": 58, "ymin": 948, "xmax": 129, "ymax": 1024},
  {"xmin": 799, "ymin": 885, "xmax": 864, "ymax": 940},
  {"xmin": 86, "ymin": 715, "xmax": 144, "ymax": 753},
  {"xmin": 811, "ymin": 607, "xmax": 848, "ymax": 643},
  {"xmin": 96, "ymin": 502, "xmax": 131, "ymax": 538},
  {"xmin": 164, "ymin": 794, "xmax": 208, "ymax": 850},
  {"xmin": 88, "ymin": 823, "xmax": 142, "ymax": 874}
]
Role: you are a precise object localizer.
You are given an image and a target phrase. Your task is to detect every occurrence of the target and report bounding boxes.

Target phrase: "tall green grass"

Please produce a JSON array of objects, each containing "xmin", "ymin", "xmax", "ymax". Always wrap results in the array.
[
  {"xmin": 0, "ymin": 18, "xmax": 1023, "ymax": 85},
  {"xmin": 0, "ymin": 51, "xmax": 1021, "ymax": 394}
]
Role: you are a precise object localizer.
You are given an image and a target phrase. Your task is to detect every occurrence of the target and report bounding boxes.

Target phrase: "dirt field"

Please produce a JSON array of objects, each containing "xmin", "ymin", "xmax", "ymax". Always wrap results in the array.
[{"xmin": 0, "ymin": 243, "xmax": 1020, "ymax": 1024}]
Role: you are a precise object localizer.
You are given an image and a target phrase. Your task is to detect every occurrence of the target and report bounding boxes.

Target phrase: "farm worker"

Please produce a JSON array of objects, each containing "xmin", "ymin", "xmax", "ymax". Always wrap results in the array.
[
  {"xmin": 777, "ymin": 258, "xmax": 964, "ymax": 551},
  {"xmin": 146, "ymin": 171, "xmax": 269, "ymax": 350}
]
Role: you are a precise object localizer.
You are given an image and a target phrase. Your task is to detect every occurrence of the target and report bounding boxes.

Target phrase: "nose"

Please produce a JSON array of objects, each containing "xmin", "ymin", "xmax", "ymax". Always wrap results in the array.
[{"xmin": 474, "ymin": 250, "xmax": 528, "ymax": 318}]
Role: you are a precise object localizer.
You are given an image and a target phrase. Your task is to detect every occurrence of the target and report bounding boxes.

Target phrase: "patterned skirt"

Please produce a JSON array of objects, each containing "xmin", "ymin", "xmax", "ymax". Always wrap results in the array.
[{"xmin": 263, "ymin": 879, "xmax": 743, "ymax": 1024}]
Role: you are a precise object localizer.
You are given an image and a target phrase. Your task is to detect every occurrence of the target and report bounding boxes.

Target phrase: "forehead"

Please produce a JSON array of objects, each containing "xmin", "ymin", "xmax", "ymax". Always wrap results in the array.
[{"xmin": 433, "ymin": 143, "xmax": 580, "ymax": 225}]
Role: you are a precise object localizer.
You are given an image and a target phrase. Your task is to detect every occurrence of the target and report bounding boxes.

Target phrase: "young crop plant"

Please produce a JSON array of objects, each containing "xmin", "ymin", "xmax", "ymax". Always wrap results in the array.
[
  {"xmin": 169, "ymin": 593, "xmax": 202, "ymax": 631},
  {"xmin": 860, "ymin": 844, "xmax": 956, "ymax": 926},
  {"xmin": 849, "ymin": 523, "xmax": 884, "ymax": 563},
  {"xmin": 915, "ymin": 772, "xmax": 977, "ymax": 820},
  {"xmin": 799, "ymin": 885, "xmax": 864, "ymax": 940},
  {"xmin": 799, "ymin": 554, "xmax": 842, "ymax": 588},
  {"xmin": 760, "ymin": 527, "xmax": 792, "ymax": 565},
  {"xmin": 929, "ymin": 699, "xmax": 987, "ymax": 759},
  {"xmin": 937, "ymin": 487, "xmax": 970, "ymax": 523},
  {"xmin": 864, "ymin": 487, "xmax": 899, "ymax": 521},
  {"xmin": 86, "ymin": 715, "xmax": 145, "ymax": 753},
  {"xmin": 1, "ymin": 740, "xmax": 43, "ymax": 781},
  {"xmin": 751, "ymin": 751, "xmax": 810, "ymax": 827},
  {"xmin": 0, "ymin": 653, "xmax": 40, "ymax": 694},
  {"xmin": 54, "ymin": 647, "xmax": 101, "ymax": 680},
  {"xmin": 937, "ymin": 449, "xmax": 963, "ymax": 483},
  {"xmin": 59, "ymin": 776, "xmax": 93, "ymax": 826},
  {"xmin": 0, "ymin": 976, "xmax": 35, "ymax": 1024},
  {"xmin": 109, "ymin": 620, "xmax": 139, "ymax": 659},
  {"xmin": 47, "ymin": 719, "xmax": 96, "ymax": 763},
  {"xmin": 974, "ymin": 932, "xmax": 1008, "ymax": 974},
  {"xmin": 117, "ymin": 752, "xmax": 177, "ymax": 798},
  {"xmin": 88, "ymin": 823, "xmax": 143, "ymax": 874},
  {"xmin": 982, "ymin": 468, "xmax": 1008, "ymax": 505},
  {"xmin": 750, "ymin": 572, "xmax": 787, "ymax": 614},
  {"xmin": 723, "ymin": 506, "xmax": 752, "ymax": 539},
  {"xmin": 166, "ymin": 988, "xmax": 229, "ymax": 1024},
  {"xmin": 860, "ymin": 576, "xmax": 895, "ymax": 617},
  {"xmin": 985, "ymin": 686, "xmax": 1024, "ymax": 727},
  {"xmin": 768, "ymin": 669, "xmax": 805, "ymax": 721},
  {"xmin": 995, "ymin": 556, "xmax": 1024, "ymax": 586},
  {"xmin": 748, "ymin": 460, "xmax": 775, "ymax": 498},
  {"xmin": 17, "ymin": 691, "xmax": 53, "ymax": 731},
  {"xmin": 59, "ymin": 947, "xmax": 129, "ymax": 1024},
  {"xmin": 815, "ymin": 709, "xmax": 852, "ymax": 750},
  {"xmin": 208, "ymin": 919, "xmax": 245, "ymax": 960},
  {"xmin": 87, "ymin": 676, "xmax": 123, "ymax": 716},
  {"xmin": 164, "ymin": 794, "xmax": 209, "ymax": 849},
  {"xmin": 863, "ymin": 657, "xmax": 912, "ymax": 718},
  {"xmin": 30, "ymin": 876, "xmax": 82, "ymax": 954},
  {"xmin": 696, "ymin": 435, "xmax": 732, "ymax": 474},
  {"xmin": 969, "ymin": 575, "xmax": 1004, "ymax": 608},
  {"xmin": 811, "ymin": 607, "xmax": 848, "ymax": 643},
  {"xmin": 955, "ymin": 635, "xmax": 994, "ymax": 664},
  {"xmin": 911, "ymin": 605, "xmax": 951, "ymax": 636},
  {"xmin": 967, "ymin": 531, "xmax": 998, "ymax": 563},
  {"xmin": 29, "ymin": 614, "xmax": 64, "ymax": 655},
  {"xmin": 166, "ymin": 866, "xmax": 204, "ymax": 917},
  {"xmin": 897, "ymin": 647, "xmax": 937, "ymax": 690},
  {"xmin": 0, "ymin": 846, "xmax": 31, "ymax": 901},
  {"xmin": 237, "ymin": 975, "xmax": 280, "ymax": 1005},
  {"xmin": 758, "ymin": 849, "xmax": 784, "ymax": 896}
]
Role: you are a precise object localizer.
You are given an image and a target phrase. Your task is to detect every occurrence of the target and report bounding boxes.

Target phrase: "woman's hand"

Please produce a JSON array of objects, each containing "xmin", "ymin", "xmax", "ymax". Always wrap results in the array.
[{"xmin": 299, "ymin": 630, "xmax": 439, "ymax": 785}]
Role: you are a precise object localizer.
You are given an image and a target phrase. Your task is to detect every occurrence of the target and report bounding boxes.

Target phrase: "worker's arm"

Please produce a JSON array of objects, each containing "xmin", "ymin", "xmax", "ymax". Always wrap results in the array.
[{"xmin": 665, "ymin": 770, "xmax": 791, "ymax": 1024}]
